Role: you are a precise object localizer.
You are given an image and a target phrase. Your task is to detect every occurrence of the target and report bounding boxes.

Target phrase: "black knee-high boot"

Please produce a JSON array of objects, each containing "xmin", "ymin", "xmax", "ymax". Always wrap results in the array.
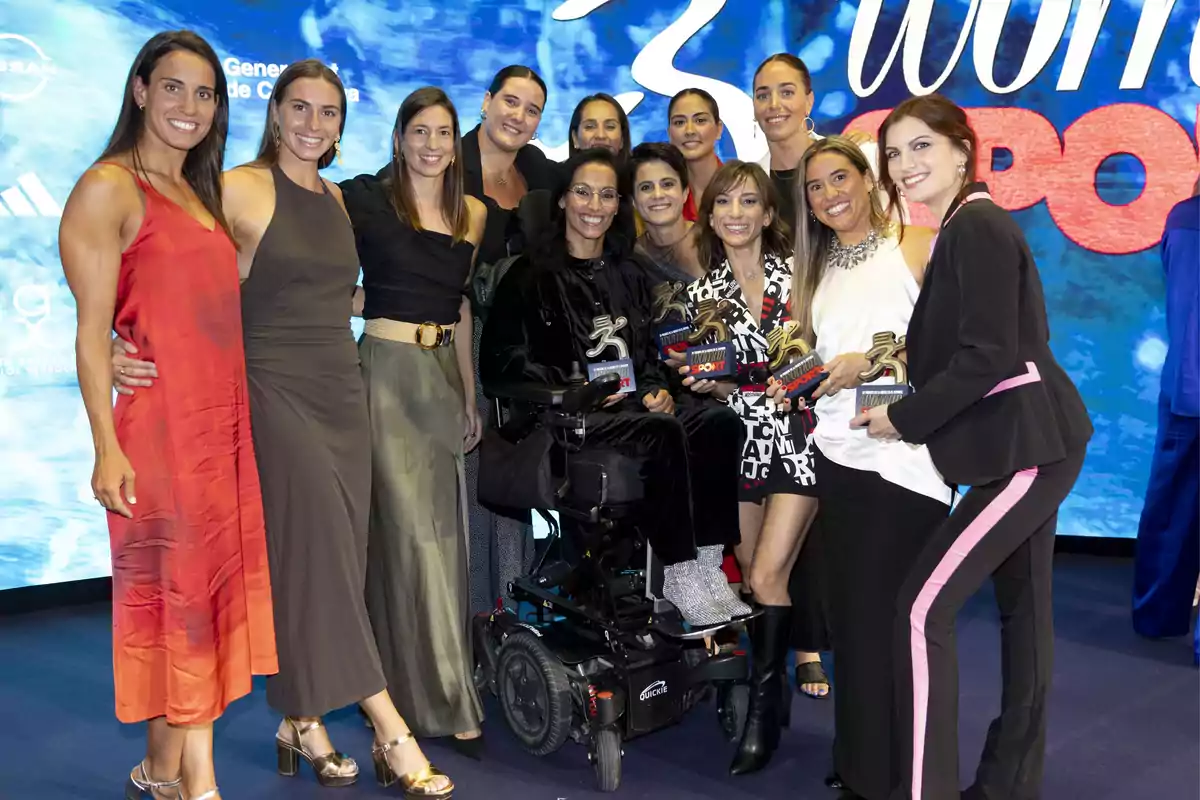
[{"xmin": 730, "ymin": 605, "xmax": 793, "ymax": 775}]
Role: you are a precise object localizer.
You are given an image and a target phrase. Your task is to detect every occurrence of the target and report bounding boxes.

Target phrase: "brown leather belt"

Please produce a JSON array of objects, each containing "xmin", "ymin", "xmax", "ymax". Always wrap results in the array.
[{"xmin": 363, "ymin": 318, "xmax": 455, "ymax": 349}]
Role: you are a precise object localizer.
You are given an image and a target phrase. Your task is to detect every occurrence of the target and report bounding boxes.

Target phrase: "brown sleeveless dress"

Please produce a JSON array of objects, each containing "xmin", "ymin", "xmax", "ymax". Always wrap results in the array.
[{"xmin": 240, "ymin": 164, "xmax": 384, "ymax": 715}]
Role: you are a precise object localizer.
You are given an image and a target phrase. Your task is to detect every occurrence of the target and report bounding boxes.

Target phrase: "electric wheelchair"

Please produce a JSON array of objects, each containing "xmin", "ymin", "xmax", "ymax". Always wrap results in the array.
[{"xmin": 472, "ymin": 368, "xmax": 754, "ymax": 792}]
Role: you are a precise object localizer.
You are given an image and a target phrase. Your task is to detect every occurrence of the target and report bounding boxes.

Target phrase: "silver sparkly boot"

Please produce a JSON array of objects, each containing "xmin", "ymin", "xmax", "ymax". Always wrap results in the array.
[
  {"xmin": 697, "ymin": 545, "xmax": 754, "ymax": 618},
  {"xmin": 662, "ymin": 558, "xmax": 731, "ymax": 627}
]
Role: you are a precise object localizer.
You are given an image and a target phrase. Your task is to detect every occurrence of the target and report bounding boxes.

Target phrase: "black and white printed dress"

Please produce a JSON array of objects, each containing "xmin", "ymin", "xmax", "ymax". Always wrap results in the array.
[{"xmin": 686, "ymin": 252, "xmax": 818, "ymax": 502}]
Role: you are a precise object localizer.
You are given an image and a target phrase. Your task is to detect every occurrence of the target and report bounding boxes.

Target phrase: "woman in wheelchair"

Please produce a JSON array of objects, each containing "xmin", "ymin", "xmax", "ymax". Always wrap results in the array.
[
  {"xmin": 479, "ymin": 147, "xmax": 749, "ymax": 629},
  {"xmin": 682, "ymin": 160, "xmax": 823, "ymax": 775}
]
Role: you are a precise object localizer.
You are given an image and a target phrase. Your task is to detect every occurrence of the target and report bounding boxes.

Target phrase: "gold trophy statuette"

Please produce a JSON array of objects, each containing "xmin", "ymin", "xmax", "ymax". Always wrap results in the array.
[
  {"xmin": 856, "ymin": 331, "xmax": 912, "ymax": 410},
  {"xmin": 768, "ymin": 320, "xmax": 826, "ymax": 400},
  {"xmin": 685, "ymin": 298, "xmax": 735, "ymax": 377}
]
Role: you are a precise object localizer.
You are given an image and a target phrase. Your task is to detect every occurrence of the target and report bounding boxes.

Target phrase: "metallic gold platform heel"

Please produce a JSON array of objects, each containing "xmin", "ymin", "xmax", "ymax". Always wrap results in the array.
[
  {"xmin": 124, "ymin": 761, "xmax": 181, "ymax": 800},
  {"xmin": 371, "ymin": 732, "xmax": 454, "ymax": 798},
  {"xmin": 276, "ymin": 717, "xmax": 359, "ymax": 787}
]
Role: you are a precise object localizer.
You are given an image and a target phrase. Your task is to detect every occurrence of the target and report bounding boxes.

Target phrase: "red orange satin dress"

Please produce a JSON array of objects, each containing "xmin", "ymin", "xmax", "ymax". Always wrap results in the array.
[{"xmin": 104, "ymin": 163, "xmax": 277, "ymax": 725}]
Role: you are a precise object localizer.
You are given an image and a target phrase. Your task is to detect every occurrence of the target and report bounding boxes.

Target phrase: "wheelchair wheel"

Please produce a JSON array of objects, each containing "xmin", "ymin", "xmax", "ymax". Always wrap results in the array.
[
  {"xmin": 590, "ymin": 727, "xmax": 622, "ymax": 792},
  {"xmin": 495, "ymin": 632, "xmax": 573, "ymax": 756}
]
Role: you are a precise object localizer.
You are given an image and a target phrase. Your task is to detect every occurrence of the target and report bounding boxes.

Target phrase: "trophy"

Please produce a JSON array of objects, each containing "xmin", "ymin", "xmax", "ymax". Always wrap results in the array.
[
  {"xmin": 652, "ymin": 281, "xmax": 693, "ymax": 359},
  {"xmin": 586, "ymin": 314, "xmax": 637, "ymax": 394},
  {"xmin": 855, "ymin": 331, "xmax": 912, "ymax": 411},
  {"xmin": 684, "ymin": 298, "xmax": 736, "ymax": 379},
  {"xmin": 767, "ymin": 320, "xmax": 827, "ymax": 402}
]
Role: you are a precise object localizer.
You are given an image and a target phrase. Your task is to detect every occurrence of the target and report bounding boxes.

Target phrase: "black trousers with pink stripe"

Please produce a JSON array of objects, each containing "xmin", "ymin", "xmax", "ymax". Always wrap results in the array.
[{"xmin": 892, "ymin": 448, "xmax": 1086, "ymax": 800}]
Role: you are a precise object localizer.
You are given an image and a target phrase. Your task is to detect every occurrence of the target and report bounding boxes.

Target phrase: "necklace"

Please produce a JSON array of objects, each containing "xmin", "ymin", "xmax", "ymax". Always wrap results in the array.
[{"xmin": 827, "ymin": 228, "xmax": 880, "ymax": 270}]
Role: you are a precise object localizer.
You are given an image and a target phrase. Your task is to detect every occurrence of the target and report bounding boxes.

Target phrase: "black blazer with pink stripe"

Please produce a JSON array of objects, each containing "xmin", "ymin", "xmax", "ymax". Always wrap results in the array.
[{"xmin": 888, "ymin": 184, "xmax": 1092, "ymax": 486}]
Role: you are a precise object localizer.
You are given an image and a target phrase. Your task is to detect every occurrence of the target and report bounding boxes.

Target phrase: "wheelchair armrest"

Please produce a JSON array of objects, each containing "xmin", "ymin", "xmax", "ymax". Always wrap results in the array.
[{"xmin": 485, "ymin": 373, "xmax": 621, "ymax": 415}]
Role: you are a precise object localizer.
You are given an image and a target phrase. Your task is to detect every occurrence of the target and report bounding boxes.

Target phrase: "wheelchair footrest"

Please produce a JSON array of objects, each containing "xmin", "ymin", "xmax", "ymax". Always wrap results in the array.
[{"xmin": 684, "ymin": 651, "xmax": 748, "ymax": 687}]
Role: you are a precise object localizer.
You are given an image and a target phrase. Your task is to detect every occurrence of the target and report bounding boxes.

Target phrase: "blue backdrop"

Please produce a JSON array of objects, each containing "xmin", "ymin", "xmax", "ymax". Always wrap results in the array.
[{"xmin": 1, "ymin": 0, "xmax": 1197, "ymax": 589}]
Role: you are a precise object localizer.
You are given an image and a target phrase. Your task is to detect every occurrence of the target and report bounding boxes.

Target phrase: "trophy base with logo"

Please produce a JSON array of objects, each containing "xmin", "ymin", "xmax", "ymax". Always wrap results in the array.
[
  {"xmin": 655, "ymin": 322, "xmax": 692, "ymax": 360},
  {"xmin": 855, "ymin": 331, "xmax": 911, "ymax": 413},
  {"xmin": 588, "ymin": 359, "xmax": 637, "ymax": 395},
  {"xmin": 685, "ymin": 342, "xmax": 735, "ymax": 378},
  {"xmin": 773, "ymin": 350, "xmax": 827, "ymax": 403},
  {"xmin": 855, "ymin": 382, "xmax": 912, "ymax": 413}
]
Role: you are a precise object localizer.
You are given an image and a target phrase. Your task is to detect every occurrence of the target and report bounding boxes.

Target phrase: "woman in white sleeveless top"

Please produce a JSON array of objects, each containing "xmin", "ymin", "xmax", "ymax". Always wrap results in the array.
[{"xmin": 768, "ymin": 136, "xmax": 951, "ymax": 800}]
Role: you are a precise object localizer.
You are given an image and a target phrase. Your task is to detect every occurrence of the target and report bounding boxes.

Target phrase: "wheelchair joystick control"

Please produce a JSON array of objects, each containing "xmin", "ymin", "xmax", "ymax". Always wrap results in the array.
[{"xmin": 568, "ymin": 361, "xmax": 586, "ymax": 386}]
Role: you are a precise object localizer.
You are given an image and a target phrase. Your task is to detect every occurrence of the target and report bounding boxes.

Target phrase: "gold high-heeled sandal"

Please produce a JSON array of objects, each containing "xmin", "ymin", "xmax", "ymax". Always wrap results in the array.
[
  {"xmin": 125, "ymin": 761, "xmax": 181, "ymax": 800},
  {"xmin": 371, "ymin": 732, "xmax": 454, "ymax": 799},
  {"xmin": 276, "ymin": 717, "xmax": 359, "ymax": 787}
]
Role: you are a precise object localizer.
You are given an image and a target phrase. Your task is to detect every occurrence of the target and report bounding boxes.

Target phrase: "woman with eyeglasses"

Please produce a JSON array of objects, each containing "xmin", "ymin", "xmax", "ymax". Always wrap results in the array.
[{"xmin": 480, "ymin": 147, "xmax": 748, "ymax": 627}]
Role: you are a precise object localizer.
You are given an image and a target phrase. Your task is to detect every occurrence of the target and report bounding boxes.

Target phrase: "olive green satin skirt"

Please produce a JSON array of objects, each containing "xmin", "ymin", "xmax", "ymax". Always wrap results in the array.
[{"xmin": 359, "ymin": 333, "xmax": 483, "ymax": 737}]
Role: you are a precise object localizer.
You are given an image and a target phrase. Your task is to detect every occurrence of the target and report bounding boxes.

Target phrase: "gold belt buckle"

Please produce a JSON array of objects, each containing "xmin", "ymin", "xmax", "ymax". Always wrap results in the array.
[{"xmin": 415, "ymin": 321, "xmax": 444, "ymax": 350}]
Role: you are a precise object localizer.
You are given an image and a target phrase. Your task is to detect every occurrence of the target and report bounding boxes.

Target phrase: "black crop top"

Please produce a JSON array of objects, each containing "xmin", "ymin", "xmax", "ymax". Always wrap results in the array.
[{"xmin": 339, "ymin": 170, "xmax": 473, "ymax": 326}]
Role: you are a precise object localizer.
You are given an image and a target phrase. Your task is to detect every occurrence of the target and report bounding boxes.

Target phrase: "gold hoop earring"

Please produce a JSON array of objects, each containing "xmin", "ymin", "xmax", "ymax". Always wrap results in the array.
[
  {"xmin": 273, "ymin": 124, "xmax": 281, "ymax": 147},
  {"xmin": 334, "ymin": 137, "xmax": 342, "ymax": 166}
]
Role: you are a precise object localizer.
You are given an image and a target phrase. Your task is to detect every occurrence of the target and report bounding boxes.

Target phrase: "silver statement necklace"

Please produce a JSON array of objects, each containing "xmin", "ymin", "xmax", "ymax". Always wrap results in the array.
[{"xmin": 827, "ymin": 228, "xmax": 881, "ymax": 270}]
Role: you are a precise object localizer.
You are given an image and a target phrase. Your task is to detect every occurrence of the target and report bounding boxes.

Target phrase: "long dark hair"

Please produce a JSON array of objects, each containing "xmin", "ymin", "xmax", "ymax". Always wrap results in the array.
[
  {"xmin": 388, "ymin": 87, "xmax": 469, "ymax": 243},
  {"xmin": 254, "ymin": 59, "xmax": 346, "ymax": 170},
  {"xmin": 878, "ymin": 94, "xmax": 978, "ymax": 220},
  {"xmin": 694, "ymin": 160, "xmax": 791, "ymax": 271},
  {"xmin": 98, "ymin": 30, "xmax": 231, "ymax": 238},
  {"xmin": 568, "ymin": 93, "xmax": 631, "ymax": 162},
  {"xmin": 793, "ymin": 136, "xmax": 893, "ymax": 343},
  {"xmin": 527, "ymin": 148, "xmax": 631, "ymax": 271}
]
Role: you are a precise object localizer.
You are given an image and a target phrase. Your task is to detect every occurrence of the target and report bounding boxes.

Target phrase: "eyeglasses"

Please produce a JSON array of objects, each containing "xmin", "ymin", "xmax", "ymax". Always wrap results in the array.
[{"xmin": 568, "ymin": 185, "xmax": 620, "ymax": 205}]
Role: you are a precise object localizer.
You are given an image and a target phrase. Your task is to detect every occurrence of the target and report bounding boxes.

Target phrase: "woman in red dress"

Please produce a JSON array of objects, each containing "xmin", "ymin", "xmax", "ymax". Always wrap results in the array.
[{"xmin": 59, "ymin": 30, "xmax": 277, "ymax": 800}]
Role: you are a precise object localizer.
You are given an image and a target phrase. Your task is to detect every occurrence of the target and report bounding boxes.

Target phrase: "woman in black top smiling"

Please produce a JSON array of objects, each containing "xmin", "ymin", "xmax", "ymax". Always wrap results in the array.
[{"xmin": 340, "ymin": 87, "xmax": 489, "ymax": 763}]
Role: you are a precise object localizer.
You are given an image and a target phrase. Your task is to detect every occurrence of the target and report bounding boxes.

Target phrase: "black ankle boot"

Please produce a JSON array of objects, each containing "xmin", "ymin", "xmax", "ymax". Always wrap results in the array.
[{"xmin": 729, "ymin": 605, "xmax": 792, "ymax": 776}]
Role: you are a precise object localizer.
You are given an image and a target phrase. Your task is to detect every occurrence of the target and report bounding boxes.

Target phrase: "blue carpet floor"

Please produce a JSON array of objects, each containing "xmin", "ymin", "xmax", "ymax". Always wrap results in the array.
[{"xmin": 0, "ymin": 553, "xmax": 1195, "ymax": 799}]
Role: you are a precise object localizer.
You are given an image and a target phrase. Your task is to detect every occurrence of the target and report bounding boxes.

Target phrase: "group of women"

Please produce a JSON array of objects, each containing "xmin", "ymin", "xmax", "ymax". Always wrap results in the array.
[{"xmin": 61, "ymin": 26, "xmax": 1091, "ymax": 800}]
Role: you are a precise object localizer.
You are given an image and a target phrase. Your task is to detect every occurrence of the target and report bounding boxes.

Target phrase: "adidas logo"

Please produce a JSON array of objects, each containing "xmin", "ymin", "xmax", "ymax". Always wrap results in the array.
[{"xmin": 0, "ymin": 173, "xmax": 61, "ymax": 217}]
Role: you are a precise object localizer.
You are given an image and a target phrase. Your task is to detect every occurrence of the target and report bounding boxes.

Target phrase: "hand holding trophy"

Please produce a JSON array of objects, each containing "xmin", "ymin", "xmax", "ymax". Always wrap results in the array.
[
  {"xmin": 586, "ymin": 314, "xmax": 638, "ymax": 395},
  {"xmin": 855, "ymin": 331, "xmax": 911, "ymax": 411},
  {"xmin": 683, "ymin": 298, "xmax": 736, "ymax": 379},
  {"xmin": 767, "ymin": 320, "xmax": 826, "ymax": 404}
]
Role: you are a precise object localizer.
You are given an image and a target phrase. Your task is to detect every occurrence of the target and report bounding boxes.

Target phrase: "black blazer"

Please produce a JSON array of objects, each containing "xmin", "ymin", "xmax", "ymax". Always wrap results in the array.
[
  {"xmin": 888, "ymin": 184, "xmax": 1092, "ymax": 486},
  {"xmin": 460, "ymin": 125, "xmax": 560, "ymax": 266}
]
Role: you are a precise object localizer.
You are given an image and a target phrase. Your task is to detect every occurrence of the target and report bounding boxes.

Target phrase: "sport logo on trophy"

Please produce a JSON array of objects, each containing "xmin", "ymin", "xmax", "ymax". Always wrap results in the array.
[
  {"xmin": 652, "ymin": 281, "xmax": 692, "ymax": 359},
  {"xmin": 684, "ymin": 298, "xmax": 735, "ymax": 378},
  {"xmin": 855, "ymin": 331, "xmax": 912, "ymax": 411},
  {"xmin": 767, "ymin": 320, "xmax": 826, "ymax": 401},
  {"xmin": 586, "ymin": 314, "xmax": 637, "ymax": 394}
]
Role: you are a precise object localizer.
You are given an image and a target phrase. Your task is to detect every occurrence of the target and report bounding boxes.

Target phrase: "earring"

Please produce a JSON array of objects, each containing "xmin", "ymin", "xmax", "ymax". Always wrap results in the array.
[
  {"xmin": 334, "ymin": 137, "xmax": 342, "ymax": 166},
  {"xmin": 480, "ymin": 110, "xmax": 487, "ymax": 121},
  {"xmin": 804, "ymin": 116, "xmax": 816, "ymax": 135},
  {"xmin": 957, "ymin": 163, "xmax": 966, "ymax": 176},
  {"xmin": 273, "ymin": 124, "xmax": 280, "ymax": 147}
]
